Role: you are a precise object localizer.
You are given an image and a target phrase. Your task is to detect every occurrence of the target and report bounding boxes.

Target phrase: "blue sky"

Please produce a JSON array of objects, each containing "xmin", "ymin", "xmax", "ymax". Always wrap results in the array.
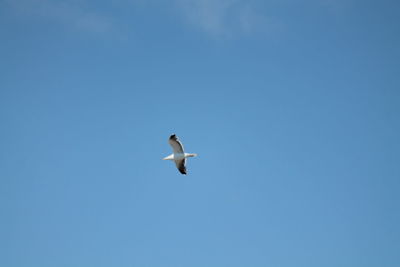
[{"xmin": 1, "ymin": 0, "xmax": 400, "ymax": 266}]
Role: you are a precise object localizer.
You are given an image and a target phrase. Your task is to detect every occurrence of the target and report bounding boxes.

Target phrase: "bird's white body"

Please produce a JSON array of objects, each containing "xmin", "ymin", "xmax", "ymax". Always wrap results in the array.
[{"xmin": 163, "ymin": 153, "xmax": 197, "ymax": 161}]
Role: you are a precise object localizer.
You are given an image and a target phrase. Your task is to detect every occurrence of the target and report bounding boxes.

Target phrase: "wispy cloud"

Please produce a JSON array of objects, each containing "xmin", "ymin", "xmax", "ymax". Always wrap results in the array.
[
  {"xmin": 5, "ymin": 0, "xmax": 113, "ymax": 34},
  {"xmin": 174, "ymin": 0, "xmax": 269, "ymax": 38},
  {"xmin": 4, "ymin": 0, "xmax": 273, "ymax": 38}
]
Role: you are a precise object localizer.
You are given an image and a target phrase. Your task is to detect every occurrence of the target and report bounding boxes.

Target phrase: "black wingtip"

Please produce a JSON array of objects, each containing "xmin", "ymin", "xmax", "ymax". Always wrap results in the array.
[
  {"xmin": 169, "ymin": 134, "xmax": 176, "ymax": 140},
  {"xmin": 178, "ymin": 166, "xmax": 187, "ymax": 175}
]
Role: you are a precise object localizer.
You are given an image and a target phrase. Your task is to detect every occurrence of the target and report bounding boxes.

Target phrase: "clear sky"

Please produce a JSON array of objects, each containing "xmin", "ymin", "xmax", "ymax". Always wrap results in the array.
[{"xmin": 1, "ymin": 0, "xmax": 400, "ymax": 266}]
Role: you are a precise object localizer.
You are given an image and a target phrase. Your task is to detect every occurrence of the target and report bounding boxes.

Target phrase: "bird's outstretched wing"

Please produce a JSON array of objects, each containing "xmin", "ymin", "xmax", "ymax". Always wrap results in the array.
[
  {"xmin": 175, "ymin": 158, "xmax": 187, "ymax": 175},
  {"xmin": 169, "ymin": 134, "xmax": 184, "ymax": 154}
]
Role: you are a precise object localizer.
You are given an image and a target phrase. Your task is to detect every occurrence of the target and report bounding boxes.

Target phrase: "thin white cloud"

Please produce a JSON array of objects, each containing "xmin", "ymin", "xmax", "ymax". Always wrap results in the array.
[
  {"xmin": 175, "ymin": 0, "xmax": 269, "ymax": 38},
  {"xmin": 5, "ymin": 0, "xmax": 113, "ymax": 33},
  {"xmin": 4, "ymin": 0, "xmax": 275, "ymax": 38}
]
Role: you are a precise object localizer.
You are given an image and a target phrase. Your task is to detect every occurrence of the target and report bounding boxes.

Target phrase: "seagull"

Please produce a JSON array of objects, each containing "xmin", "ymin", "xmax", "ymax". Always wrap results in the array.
[{"xmin": 163, "ymin": 134, "xmax": 197, "ymax": 175}]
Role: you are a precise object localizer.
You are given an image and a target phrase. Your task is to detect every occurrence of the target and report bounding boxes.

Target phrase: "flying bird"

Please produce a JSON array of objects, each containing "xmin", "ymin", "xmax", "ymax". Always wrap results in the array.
[{"xmin": 163, "ymin": 134, "xmax": 197, "ymax": 174}]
